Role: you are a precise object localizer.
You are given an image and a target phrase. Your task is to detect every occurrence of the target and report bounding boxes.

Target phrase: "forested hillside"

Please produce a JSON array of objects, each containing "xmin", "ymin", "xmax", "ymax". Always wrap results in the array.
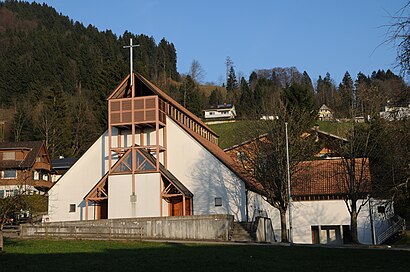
[
  {"xmin": 0, "ymin": 1, "xmax": 178, "ymax": 157},
  {"xmin": 1, "ymin": 1, "xmax": 409, "ymax": 159}
]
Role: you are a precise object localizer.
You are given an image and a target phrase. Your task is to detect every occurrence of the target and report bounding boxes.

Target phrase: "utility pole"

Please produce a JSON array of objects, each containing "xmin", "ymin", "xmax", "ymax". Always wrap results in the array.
[{"xmin": 285, "ymin": 122, "xmax": 293, "ymax": 244}]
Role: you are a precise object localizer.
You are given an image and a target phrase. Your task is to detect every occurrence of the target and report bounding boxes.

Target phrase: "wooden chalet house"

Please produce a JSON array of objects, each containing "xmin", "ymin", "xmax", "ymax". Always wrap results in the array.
[{"xmin": 0, "ymin": 141, "xmax": 53, "ymax": 198}]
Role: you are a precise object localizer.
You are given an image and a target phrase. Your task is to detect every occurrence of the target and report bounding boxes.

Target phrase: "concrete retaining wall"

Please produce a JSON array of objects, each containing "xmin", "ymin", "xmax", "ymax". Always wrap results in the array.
[{"xmin": 20, "ymin": 214, "xmax": 234, "ymax": 241}]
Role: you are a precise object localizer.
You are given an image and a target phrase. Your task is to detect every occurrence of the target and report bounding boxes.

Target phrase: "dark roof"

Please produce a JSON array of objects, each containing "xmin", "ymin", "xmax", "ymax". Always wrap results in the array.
[
  {"xmin": 51, "ymin": 157, "xmax": 78, "ymax": 170},
  {"xmin": 205, "ymin": 104, "xmax": 234, "ymax": 111},
  {"xmin": 0, "ymin": 141, "xmax": 44, "ymax": 169}
]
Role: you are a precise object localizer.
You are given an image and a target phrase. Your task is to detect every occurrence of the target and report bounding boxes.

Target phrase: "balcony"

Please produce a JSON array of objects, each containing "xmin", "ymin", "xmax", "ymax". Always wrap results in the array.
[
  {"xmin": 33, "ymin": 162, "xmax": 51, "ymax": 171},
  {"xmin": 109, "ymin": 95, "xmax": 166, "ymax": 127}
]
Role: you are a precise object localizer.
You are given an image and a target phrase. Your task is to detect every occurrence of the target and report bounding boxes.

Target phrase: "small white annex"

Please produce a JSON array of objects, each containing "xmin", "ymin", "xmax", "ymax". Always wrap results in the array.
[{"xmin": 47, "ymin": 73, "xmax": 247, "ymax": 222}]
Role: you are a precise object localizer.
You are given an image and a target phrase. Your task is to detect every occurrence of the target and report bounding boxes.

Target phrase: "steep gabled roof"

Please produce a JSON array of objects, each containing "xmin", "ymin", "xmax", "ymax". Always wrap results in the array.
[
  {"xmin": 0, "ymin": 141, "xmax": 45, "ymax": 169},
  {"xmin": 319, "ymin": 104, "xmax": 332, "ymax": 111}
]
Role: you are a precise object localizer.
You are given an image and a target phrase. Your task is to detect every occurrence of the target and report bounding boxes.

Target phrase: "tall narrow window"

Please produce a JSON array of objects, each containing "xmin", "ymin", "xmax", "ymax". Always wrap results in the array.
[{"xmin": 215, "ymin": 197, "xmax": 222, "ymax": 207}]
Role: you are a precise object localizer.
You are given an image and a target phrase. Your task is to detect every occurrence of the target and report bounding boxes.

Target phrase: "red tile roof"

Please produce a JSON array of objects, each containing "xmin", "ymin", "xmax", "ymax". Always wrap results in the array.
[{"xmin": 292, "ymin": 158, "xmax": 371, "ymax": 197}]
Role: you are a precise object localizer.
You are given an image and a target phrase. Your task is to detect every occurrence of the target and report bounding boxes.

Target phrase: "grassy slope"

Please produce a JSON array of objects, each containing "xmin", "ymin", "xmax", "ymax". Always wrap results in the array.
[
  {"xmin": 208, "ymin": 120, "xmax": 259, "ymax": 149},
  {"xmin": 1, "ymin": 239, "xmax": 409, "ymax": 272},
  {"xmin": 209, "ymin": 120, "xmax": 353, "ymax": 149},
  {"xmin": 315, "ymin": 120, "xmax": 352, "ymax": 138}
]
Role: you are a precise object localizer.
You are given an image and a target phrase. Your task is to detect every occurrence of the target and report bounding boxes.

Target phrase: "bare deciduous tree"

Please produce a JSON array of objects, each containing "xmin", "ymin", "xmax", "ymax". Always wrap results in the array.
[
  {"xmin": 329, "ymin": 122, "xmax": 377, "ymax": 244},
  {"xmin": 189, "ymin": 59, "xmax": 205, "ymax": 84},
  {"xmin": 234, "ymin": 103, "xmax": 317, "ymax": 242},
  {"xmin": 386, "ymin": 1, "xmax": 410, "ymax": 76}
]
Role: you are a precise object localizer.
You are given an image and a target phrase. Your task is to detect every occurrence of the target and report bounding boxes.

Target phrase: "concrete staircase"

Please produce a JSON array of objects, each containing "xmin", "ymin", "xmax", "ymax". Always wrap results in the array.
[{"xmin": 230, "ymin": 222, "xmax": 254, "ymax": 242}]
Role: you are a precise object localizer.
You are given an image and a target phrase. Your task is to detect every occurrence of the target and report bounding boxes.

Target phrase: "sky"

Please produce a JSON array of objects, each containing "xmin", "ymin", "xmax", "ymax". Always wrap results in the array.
[{"xmin": 26, "ymin": 0, "xmax": 407, "ymax": 85}]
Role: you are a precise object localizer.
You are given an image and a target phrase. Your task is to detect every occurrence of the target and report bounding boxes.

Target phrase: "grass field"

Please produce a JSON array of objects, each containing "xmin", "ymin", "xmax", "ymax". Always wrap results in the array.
[
  {"xmin": 208, "ymin": 120, "xmax": 260, "ymax": 149},
  {"xmin": 1, "ymin": 239, "xmax": 409, "ymax": 271},
  {"xmin": 208, "ymin": 120, "xmax": 354, "ymax": 149}
]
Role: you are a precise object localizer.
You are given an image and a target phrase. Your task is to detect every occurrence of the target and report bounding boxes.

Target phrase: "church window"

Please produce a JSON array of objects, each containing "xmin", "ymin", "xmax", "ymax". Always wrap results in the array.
[
  {"xmin": 69, "ymin": 204, "xmax": 76, "ymax": 212},
  {"xmin": 215, "ymin": 197, "xmax": 222, "ymax": 207}
]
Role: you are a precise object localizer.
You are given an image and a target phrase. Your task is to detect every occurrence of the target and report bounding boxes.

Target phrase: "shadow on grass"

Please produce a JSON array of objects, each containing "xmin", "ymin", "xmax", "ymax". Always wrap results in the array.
[{"xmin": 1, "ymin": 239, "xmax": 409, "ymax": 272}]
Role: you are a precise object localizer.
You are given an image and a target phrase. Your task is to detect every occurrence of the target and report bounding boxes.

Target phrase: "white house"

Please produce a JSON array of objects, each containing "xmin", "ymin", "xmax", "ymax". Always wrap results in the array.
[
  {"xmin": 47, "ymin": 73, "xmax": 247, "ymax": 222},
  {"xmin": 380, "ymin": 103, "xmax": 410, "ymax": 121},
  {"xmin": 318, "ymin": 104, "xmax": 334, "ymax": 121},
  {"xmin": 203, "ymin": 104, "xmax": 236, "ymax": 120}
]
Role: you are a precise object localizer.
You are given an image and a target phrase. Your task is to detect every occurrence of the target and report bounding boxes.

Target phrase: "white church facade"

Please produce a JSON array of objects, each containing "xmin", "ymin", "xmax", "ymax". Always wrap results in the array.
[{"xmin": 47, "ymin": 73, "xmax": 247, "ymax": 223}]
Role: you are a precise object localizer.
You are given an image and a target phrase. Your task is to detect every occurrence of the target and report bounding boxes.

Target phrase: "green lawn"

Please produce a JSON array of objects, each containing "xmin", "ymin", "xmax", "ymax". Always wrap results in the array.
[
  {"xmin": 315, "ymin": 120, "xmax": 353, "ymax": 138},
  {"xmin": 1, "ymin": 239, "xmax": 409, "ymax": 271},
  {"xmin": 208, "ymin": 120, "xmax": 261, "ymax": 149},
  {"xmin": 208, "ymin": 120, "xmax": 354, "ymax": 149}
]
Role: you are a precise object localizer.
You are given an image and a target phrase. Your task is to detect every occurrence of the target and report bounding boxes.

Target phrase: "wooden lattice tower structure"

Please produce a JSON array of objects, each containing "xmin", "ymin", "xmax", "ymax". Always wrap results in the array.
[{"xmin": 84, "ymin": 40, "xmax": 220, "ymax": 219}]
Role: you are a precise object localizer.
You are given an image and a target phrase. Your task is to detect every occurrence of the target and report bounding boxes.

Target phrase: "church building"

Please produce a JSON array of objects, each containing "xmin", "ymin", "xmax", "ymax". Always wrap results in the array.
[{"xmin": 47, "ymin": 72, "xmax": 249, "ymax": 222}]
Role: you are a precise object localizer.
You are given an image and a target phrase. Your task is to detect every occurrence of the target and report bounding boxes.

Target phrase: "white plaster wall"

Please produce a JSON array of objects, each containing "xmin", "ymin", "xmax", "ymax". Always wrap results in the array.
[
  {"xmin": 248, "ymin": 190, "xmax": 374, "ymax": 244},
  {"xmin": 48, "ymin": 130, "xmax": 114, "ymax": 222},
  {"xmin": 0, "ymin": 185, "xmax": 41, "ymax": 197},
  {"xmin": 166, "ymin": 117, "xmax": 246, "ymax": 221},
  {"xmin": 108, "ymin": 173, "xmax": 161, "ymax": 219}
]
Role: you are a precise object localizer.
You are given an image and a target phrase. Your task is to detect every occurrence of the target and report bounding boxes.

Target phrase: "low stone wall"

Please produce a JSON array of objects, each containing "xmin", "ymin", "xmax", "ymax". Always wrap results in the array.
[{"xmin": 20, "ymin": 214, "xmax": 234, "ymax": 241}]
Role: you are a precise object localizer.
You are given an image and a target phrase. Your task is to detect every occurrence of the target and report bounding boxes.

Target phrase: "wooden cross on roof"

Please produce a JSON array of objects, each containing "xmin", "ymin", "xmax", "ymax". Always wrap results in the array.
[{"xmin": 123, "ymin": 38, "xmax": 140, "ymax": 87}]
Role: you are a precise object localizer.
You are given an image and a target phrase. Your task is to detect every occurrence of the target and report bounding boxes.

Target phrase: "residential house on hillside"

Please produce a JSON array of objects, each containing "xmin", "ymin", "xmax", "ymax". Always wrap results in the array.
[
  {"xmin": 380, "ymin": 103, "xmax": 410, "ymax": 121},
  {"xmin": 0, "ymin": 141, "xmax": 53, "ymax": 198},
  {"xmin": 203, "ymin": 104, "xmax": 236, "ymax": 120},
  {"xmin": 224, "ymin": 136, "xmax": 404, "ymax": 245},
  {"xmin": 318, "ymin": 104, "xmax": 334, "ymax": 121}
]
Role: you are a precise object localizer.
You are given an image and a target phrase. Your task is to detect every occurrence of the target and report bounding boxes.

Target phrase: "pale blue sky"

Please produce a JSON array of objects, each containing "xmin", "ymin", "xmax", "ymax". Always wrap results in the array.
[{"xmin": 28, "ymin": 0, "xmax": 406, "ymax": 85}]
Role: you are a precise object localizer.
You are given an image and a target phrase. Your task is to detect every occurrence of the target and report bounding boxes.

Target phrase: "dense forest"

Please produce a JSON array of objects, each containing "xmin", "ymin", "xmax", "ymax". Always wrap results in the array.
[
  {"xmin": 0, "ymin": 1, "xmax": 409, "ymax": 159},
  {"xmin": 0, "ymin": 1, "xmax": 178, "ymax": 156}
]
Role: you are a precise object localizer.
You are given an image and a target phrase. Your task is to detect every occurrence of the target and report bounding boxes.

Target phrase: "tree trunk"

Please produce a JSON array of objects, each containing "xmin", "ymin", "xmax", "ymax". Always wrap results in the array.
[
  {"xmin": 350, "ymin": 202, "xmax": 360, "ymax": 244},
  {"xmin": 279, "ymin": 208, "xmax": 289, "ymax": 243},
  {"xmin": 0, "ymin": 229, "xmax": 3, "ymax": 253}
]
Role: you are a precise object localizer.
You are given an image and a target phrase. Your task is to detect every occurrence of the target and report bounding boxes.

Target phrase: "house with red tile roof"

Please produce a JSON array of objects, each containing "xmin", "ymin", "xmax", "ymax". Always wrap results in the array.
[
  {"xmin": 225, "ymin": 136, "xmax": 404, "ymax": 245},
  {"xmin": 0, "ymin": 141, "xmax": 53, "ymax": 198}
]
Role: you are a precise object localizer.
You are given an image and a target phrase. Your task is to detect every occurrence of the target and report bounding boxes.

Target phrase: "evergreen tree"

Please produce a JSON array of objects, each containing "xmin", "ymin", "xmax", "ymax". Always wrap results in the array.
[
  {"xmin": 338, "ymin": 71, "xmax": 355, "ymax": 118},
  {"xmin": 180, "ymin": 76, "xmax": 203, "ymax": 117},
  {"xmin": 208, "ymin": 88, "xmax": 223, "ymax": 106},
  {"xmin": 226, "ymin": 66, "xmax": 238, "ymax": 102}
]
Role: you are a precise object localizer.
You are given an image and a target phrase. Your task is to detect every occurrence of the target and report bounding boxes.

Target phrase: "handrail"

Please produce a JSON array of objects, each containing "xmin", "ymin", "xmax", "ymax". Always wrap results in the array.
[{"xmin": 376, "ymin": 215, "xmax": 406, "ymax": 244}]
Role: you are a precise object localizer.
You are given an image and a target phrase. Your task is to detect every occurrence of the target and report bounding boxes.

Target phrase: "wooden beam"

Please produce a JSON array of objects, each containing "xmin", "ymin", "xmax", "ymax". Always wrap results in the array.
[
  {"xmin": 85, "ymin": 200, "xmax": 89, "ymax": 220},
  {"xmin": 182, "ymin": 196, "xmax": 186, "ymax": 216}
]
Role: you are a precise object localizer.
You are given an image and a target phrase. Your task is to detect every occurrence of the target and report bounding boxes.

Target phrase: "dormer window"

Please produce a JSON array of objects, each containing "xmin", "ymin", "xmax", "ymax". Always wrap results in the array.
[{"xmin": 2, "ymin": 151, "xmax": 15, "ymax": 160}]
